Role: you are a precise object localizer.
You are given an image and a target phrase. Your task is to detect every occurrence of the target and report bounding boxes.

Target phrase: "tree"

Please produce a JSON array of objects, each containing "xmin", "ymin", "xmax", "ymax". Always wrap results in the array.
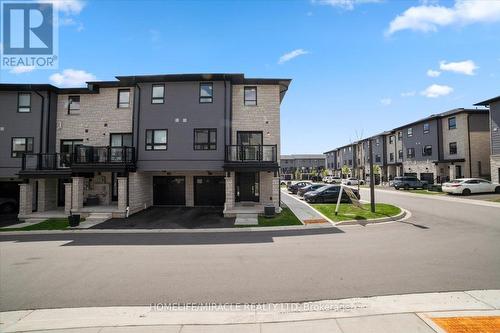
[
  {"xmin": 294, "ymin": 168, "xmax": 301, "ymax": 180},
  {"xmin": 373, "ymin": 165, "xmax": 381, "ymax": 175},
  {"xmin": 341, "ymin": 165, "xmax": 351, "ymax": 177}
]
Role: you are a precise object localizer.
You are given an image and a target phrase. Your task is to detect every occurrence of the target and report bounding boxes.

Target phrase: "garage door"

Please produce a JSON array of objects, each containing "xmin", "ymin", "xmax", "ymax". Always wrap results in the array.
[
  {"xmin": 194, "ymin": 176, "xmax": 225, "ymax": 206},
  {"xmin": 420, "ymin": 173, "xmax": 434, "ymax": 184},
  {"xmin": 153, "ymin": 176, "xmax": 185, "ymax": 206}
]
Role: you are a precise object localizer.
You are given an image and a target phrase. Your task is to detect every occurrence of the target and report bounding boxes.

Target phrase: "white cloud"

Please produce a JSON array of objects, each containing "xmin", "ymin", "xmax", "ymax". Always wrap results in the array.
[
  {"xmin": 49, "ymin": 69, "xmax": 96, "ymax": 87},
  {"xmin": 37, "ymin": 0, "xmax": 85, "ymax": 15},
  {"xmin": 313, "ymin": 0, "xmax": 381, "ymax": 10},
  {"xmin": 439, "ymin": 60, "xmax": 478, "ymax": 75},
  {"xmin": 387, "ymin": 0, "xmax": 500, "ymax": 35},
  {"xmin": 421, "ymin": 84, "xmax": 453, "ymax": 98},
  {"xmin": 427, "ymin": 69, "xmax": 441, "ymax": 77},
  {"xmin": 9, "ymin": 66, "xmax": 36, "ymax": 74},
  {"xmin": 278, "ymin": 49, "xmax": 309, "ymax": 64},
  {"xmin": 380, "ymin": 98, "xmax": 392, "ymax": 106},
  {"xmin": 401, "ymin": 91, "xmax": 416, "ymax": 97}
]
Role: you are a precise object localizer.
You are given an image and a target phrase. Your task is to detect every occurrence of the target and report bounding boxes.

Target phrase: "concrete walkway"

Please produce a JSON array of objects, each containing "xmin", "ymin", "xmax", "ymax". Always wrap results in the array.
[
  {"xmin": 1, "ymin": 290, "xmax": 499, "ymax": 332},
  {"xmin": 280, "ymin": 190, "xmax": 330, "ymax": 224}
]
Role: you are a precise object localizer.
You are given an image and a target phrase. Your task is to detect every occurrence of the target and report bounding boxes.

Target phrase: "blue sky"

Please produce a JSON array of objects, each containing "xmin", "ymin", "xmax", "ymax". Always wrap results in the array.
[{"xmin": 1, "ymin": 0, "xmax": 499, "ymax": 154}]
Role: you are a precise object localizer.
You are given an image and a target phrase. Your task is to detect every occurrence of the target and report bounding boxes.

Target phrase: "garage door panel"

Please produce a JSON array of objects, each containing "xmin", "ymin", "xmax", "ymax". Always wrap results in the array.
[
  {"xmin": 153, "ymin": 176, "xmax": 185, "ymax": 206},
  {"xmin": 194, "ymin": 176, "xmax": 225, "ymax": 206}
]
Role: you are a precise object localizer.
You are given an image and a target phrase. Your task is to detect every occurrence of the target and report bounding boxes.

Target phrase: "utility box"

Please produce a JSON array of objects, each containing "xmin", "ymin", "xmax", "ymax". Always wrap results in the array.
[{"xmin": 264, "ymin": 205, "xmax": 275, "ymax": 218}]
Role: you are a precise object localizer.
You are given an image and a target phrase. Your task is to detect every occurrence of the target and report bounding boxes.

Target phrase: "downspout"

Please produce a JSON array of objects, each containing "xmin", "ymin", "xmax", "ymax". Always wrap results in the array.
[
  {"xmin": 33, "ymin": 90, "xmax": 45, "ymax": 153},
  {"xmin": 223, "ymin": 76, "xmax": 227, "ymax": 148},
  {"xmin": 46, "ymin": 92, "xmax": 51, "ymax": 152},
  {"xmin": 135, "ymin": 82, "xmax": 141, "ymax": 162},
  {"xmin": 467, "ymin": 113, "xmax": 472, "ymax": 177}
]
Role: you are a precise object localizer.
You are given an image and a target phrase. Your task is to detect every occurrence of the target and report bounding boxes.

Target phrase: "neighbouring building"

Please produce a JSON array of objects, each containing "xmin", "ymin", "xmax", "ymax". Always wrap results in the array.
[
  {"xmin": 0, "ymin": 73, "xmax": 291, "ymax": 220},
  {"xmin": 280, "ymin": 154, "xmax": 326, "ymax": 180},
  {"xmin": 356, "ymin": 134, "xmax": 387, "ymax": 183},
  {"xmin": 475, "ymin": 95, "xmax": 500, "ymax": 184},
  {"xmin": 333, "ymin": 143, "xmax": 357, "ymax": 178},
  {"xmin": 324, "ymin": 149, "xmax": 337, "ymax": 175}
]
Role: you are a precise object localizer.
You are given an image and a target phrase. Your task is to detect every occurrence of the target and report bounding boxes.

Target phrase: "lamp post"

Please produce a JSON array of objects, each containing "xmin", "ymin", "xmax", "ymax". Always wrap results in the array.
[{"xmin": 369, "ymin": 139, "xmax": 375, "ymax": 213}]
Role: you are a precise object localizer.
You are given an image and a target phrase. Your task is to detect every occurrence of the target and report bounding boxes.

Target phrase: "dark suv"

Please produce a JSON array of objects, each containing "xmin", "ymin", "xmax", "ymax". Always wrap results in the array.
[
  {"xmin": 392, "ymin": 176, "xmax": 428, "ymax": 190},
  {"xmin": 287, "ymin": 181, "xmax": 312, "ymax": 194}
]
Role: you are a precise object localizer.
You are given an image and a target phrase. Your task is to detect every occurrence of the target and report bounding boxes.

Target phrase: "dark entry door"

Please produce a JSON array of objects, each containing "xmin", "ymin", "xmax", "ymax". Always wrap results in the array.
[
  {"xmin": 153, "ymin": 176, "xmax": 185, "ymax": 206},
  {"xmin": 455, "ymin": 165, "xmax": 462, "ymax": 179},
  {"xmin": 57, "ymin": 178, "xmax": 70, "ymax": 207},
  {"xmin": 194, "ymin": 176, "xmax": 225, "ymax": 206},
  {"xmin": 237, "ymin": 172, "xmax": 257, "ymax": 202}
]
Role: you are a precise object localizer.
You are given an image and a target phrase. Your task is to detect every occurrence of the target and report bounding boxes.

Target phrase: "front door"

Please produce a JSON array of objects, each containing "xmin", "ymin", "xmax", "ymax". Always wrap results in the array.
[
  {"xmin": 111, "ymin": 173, "xmax": 118, "ymax": 202},
  {"xmin": 237, "ymin": 172, "xmax": 258, "ymax": 202},
  {"xmin": 455, "ymin": 165, "xmax": 462, "ymax": 179}
]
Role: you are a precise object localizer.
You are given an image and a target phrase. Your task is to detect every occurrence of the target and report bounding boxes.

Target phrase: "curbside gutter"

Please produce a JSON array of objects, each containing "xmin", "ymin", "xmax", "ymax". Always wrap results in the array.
[{"xmin": 334, "ymin": 208, "xmax": 408, "ymax": 226}]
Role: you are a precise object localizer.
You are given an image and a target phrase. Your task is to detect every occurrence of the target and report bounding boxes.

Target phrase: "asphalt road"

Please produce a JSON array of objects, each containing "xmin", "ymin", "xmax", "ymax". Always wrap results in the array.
[{"xmin": 1, "ymin": 189, "xmax": 500, "ymax": 311}]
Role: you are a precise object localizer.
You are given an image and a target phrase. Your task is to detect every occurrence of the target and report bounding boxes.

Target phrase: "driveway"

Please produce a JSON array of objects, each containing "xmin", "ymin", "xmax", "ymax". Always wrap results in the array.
[
  {"xmin": 90, "ymin": 207, "xmax": 235, "ymax": 229},
  {"xmin": 0, "ymin": 213, "xmax": 19, "ymax": 228}
]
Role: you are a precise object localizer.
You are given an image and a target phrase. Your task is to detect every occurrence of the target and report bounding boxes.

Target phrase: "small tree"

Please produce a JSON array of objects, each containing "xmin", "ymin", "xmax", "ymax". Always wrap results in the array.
[
  {"xmin": 373, "ymin": 165, "xmax": 381, "ymax": 175},
  {"xmin": 294, "ymin": 168, "xmax": 301, "ymax": 180},
  {"xmin": 341, "ymin": 165, "xmax": 351, "ymax": 178},
  {"xmin": 321, "ymin": 168, "xmax": 328, "ymax": 178}
]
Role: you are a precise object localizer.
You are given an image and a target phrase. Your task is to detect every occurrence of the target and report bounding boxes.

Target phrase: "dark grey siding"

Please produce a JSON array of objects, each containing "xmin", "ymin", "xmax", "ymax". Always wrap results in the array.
[
  {"xmin": 491, "ymin": 101, "xmax": 500, "ymax": 155},
  {"xmin": 338, "ymin": 145, "xmax": 355, "ymax": 168},
  {"xmin": 325, "ymin": 152, "xmax": 336, "ymax": 169},
  {"xmin": 363, "ymin": 136, "xmax": 385, "ymax": 166},
  {"xmin": 135, "ymin": 81, "xmax": 230, "ymax": 171},
  {"xmin": 401, "ymin": 119, "xmax": 439, "ymax": 162}
]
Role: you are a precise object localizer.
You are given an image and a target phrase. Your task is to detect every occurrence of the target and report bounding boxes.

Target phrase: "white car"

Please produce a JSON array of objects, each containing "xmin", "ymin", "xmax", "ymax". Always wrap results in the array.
[
  {"xmin": 342, "ymin": 177, "xmax": 364, "ymax": 186},
  {"xmin": 330, "ymin": 176, "xmax": 342, "ymax": 184},
  {"xmin": 442, "ymin": 178, "xmax": 500, "ymax": 195}
]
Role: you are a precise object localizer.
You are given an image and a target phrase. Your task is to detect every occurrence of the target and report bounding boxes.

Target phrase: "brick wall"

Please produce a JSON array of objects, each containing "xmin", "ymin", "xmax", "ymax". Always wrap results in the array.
[
  {"xmin": 128, "ymin": 172, "xmax": 153, "ymax": 214},
  {"xmin": 469, "ymin": 131, "xmax": 491, "ymax": 178},
  {"xmin": 491, "ymin": 155, "xmax": 500, "ymax": 184}
]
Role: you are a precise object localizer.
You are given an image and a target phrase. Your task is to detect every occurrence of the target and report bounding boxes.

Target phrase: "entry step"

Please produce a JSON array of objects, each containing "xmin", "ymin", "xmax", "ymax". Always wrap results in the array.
[{"xmin": 235, "ymin": 213, "xmax": 258, "ymax": 226}]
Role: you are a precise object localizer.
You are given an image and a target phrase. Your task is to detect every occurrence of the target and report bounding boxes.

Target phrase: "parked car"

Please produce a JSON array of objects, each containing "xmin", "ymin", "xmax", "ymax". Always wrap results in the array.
[
  {"xmin": 287, "ymin": 181, "xmax": 312, "ymax": 194},
  {"xmin": 442, "ymin": 178, "xmax": 500, "ymax": 195},
  {"xmin": 392, "ymin": 176, "xmax": 428, "ymax": 190},
  {"xmin": 0, "ymin": 197, "xmax": 18, "ymax": 214},
  {"xmin": 304, "ymin": 185, "xmax": 360, "ymax": 203},
  {"xmin": 297, "ymin": 183, "xmax": 327, "ymax": 197},
  {"xmin": 342, "ymin": 177, "xmax": 364, "ymax": 186},
  {"xmin": 330, "ymin": 176, "xmax": 342, "ymax": 184}
]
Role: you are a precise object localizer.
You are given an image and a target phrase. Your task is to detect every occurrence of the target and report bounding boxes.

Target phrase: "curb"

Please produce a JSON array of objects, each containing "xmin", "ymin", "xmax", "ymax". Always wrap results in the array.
[{"xmin": 335, "ymin": 208, "xmax": 407, "ymax": 226}]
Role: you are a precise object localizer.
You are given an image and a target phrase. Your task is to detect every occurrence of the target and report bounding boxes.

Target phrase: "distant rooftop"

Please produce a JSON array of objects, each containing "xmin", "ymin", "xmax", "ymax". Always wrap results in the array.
[{"xmin": 281, "ymin": 154, "xmax": 326, "ymax": 160}]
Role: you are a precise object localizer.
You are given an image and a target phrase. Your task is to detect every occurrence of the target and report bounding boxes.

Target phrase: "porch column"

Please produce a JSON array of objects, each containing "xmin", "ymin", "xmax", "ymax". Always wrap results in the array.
[
  {"xmin": 64, "ymin": 183, "xmax": 72, "ymax": 214},
  {"xmin": 396, "ymin": 166, "xmax": 401, "ymax": 177},
  {"xmin": 272, "ymin": 176, "xmax": 280, "ymax": 210},
  {"xmin": 185, "ymin": 175, "xmax": 194, "ymax": 207},
  {"xmin": 224, "ymin": 172, "xmax": 235, "ymax": 211},
  {"xmin": 37, "ymin": 179, "xmax": 57, "ymax": 212},
  {"xmin": 18, "ymin": 182, "xmax": 33, "ymax": 217},
  {"xmin": 117, "ymin": 177, "xmax": 128, "ymax": 212},
  {"xmin": 71, "ymin": 177, "xmax": 84, "ymax": 211},
  {"xmin": 449, "ymin": 164, "xmax": 456, "ymax": 181}
]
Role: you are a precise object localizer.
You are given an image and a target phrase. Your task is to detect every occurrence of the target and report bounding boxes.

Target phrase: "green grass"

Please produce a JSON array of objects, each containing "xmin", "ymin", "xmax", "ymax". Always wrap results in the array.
[
  {"xmin": 488, "ymin": 198, "xmax": 500, "ymax": 203},
  {"xmin": 237, "ymin": 207, "xmax": 303, "ymax": 227},
  {"xmin": 408, "ymin": 189, "xmax": 446, "ymax": 195},
  {"xmin": 312, "ymin": 203, "xmax": 401, "ymax": 222},
  {"xmin": 0, "ymin": 218, "xmax": 84, "ymax": 232}
]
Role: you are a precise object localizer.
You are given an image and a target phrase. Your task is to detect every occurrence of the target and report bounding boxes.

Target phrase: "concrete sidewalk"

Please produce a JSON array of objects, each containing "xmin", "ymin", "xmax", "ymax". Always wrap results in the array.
[
  {"xmin": 280, "ymin": 190, "xmax": 331, "ymax": 224},
  {"xmin": 1, "ymin": 290, "xmax": 499, "ymax": 332}
]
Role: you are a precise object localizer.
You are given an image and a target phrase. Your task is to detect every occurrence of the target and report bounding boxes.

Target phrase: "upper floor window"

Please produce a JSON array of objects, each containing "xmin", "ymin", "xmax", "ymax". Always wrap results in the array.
[
  {"xmin": 398, "ymin": 150, "xmax": 403, "ymax": 160},
  {"xmin": 199, "ymin": 83, "xmax": 213, "ymax": 103},
  {"xmin": 68, "ymin": 95, "xmax": 80, "ymax": 115},
  {"xmin": 18, "ymin": 93, "xmax": 31, "ymax": 113},
  {"xmin": 145, "ymin": 129, "xmax": 167, "ymax": 150},
  {"xmin": 422, "ymin": 145, "xmax": 432, "ymax": 156},
  {"xmin": 397, "ymin": 131, "xmax": 402, "ymax": 141},
  {"xmin": 244, "ymin": 86, "xmax": 257, "ymax": 106},
  {"xmin": 117, "ymin": 89, "xmax": 130, "ymax": 108},
  {"xmin": 194, "ymin": 129, "xmax": 217, "ymax": 150},
  {"xmin": 11, "ymin": 137, "xmax": 33, "ymax": 158},
  {"xmin": 152, "ymin": 84, "xmax": 165, "ymax": 104},
  {"xmin": 389, "ymin": 152, "xmax": 394, "ymax": 162},
  {"xmin": 375, "ymin": 138, "xmax": 380, "ymax": 146},
  {"xmin": 348, "ymin": 146, "xmax": 352, "ymax": 151},
  {"xmin": 449, "ymin": 142, "xmax": 457, "ymax": 155},
  {"xmin": 389, "ymin": 135, "xmax": 394, "ymax": 144},
  {"xmin": 375, "ymin": 154, "xmax": 381, "ymax": 162},
  {"xmin": 407, "ymin": 148, "xmax": 415, "ymax": 158},
  {"xmin": 448, "ymin": 116, "xmax": 456, "ymax": 130},
  {"xmin": 423, "ymin": 123, "xmax": 430, "ymax": 134},
  {"xmin": 110, "ymin": 133, "xmax": 132, "ymax": 147},
  {"xmin": 407, "ymin": 127, "xmax": 413, "ymax": 137},
  {"xmin": 348, "ymin": 159, "xmax": 352, "ymax": 166}
]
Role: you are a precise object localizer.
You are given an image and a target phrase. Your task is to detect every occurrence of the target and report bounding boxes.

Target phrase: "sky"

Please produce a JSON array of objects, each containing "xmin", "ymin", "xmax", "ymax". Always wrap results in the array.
[{"xmin": 1, "ymin": 0, "xmax": 499, "ymax": 154}]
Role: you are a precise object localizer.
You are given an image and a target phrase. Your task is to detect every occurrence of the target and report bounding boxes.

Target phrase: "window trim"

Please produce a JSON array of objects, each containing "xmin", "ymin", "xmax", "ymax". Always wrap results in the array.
[
  {"xmin": 406, "ymin": 147, "xmax": 415, "ymax": 158},
  {"xmin": 151, "ymin": 84, "xmax": 165, "ymax": 104},
  {"xmin": 117, "ymin": 89, "xmax": 131, "ymax": 108},
  {"xmin": 193, "ymin": 128, "xmax": 217, "ymax": 150},
  {"xmin": 422, "ymin": 145, "xmax": 432, "ymax": 157},
  {"xmin": 199, "ymin": 82, "xmax": 213, "ymax": 104},
  {"xmin": 244, "ymin": 86, "xmax": 257, "ymax": 106},
  {"xmin": 67, "ymin": 95, "xmax": 81, "ymax": 115},
  {"xmin": 17, "ymin": 92, "xmax": 31, "ymax": 113},
  {"xmin": 145, "ymin": 129, "xmax": 168, "ymax": 151},
  {"xmin": 448, "ymin": 116, "xmax": 457, "ymax": 130},
  {"xmin": 407, "ymin": 127, "xmax": 413, "ymax": 137},
  {"xmin": 11, "ymin": 137, "xmax": 34, "ymax": 158},
  {"xmin": 110, "ymin": 133, "xmax": 133, "ymax": 147},
  {"xmin": 389, "ymin": 152, "xmax": 394, "ymax": 162},
  {"xmin": 449, "ymin": 142, "xmax": 457, "ymax": 155},
  {"xmin": 423, "ymin": 123, "xmax": 430, "ymax": 134}
]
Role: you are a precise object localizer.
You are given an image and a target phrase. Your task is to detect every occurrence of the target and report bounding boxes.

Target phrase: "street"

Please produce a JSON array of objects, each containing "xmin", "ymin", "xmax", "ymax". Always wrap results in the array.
[{"xmin": 1, "ymin": 189, "xmax": 500, "ymax": 312}]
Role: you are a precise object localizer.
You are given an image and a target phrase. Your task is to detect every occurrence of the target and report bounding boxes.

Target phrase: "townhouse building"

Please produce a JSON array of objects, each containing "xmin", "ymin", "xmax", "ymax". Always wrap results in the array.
[
  {"xmin": 324, "ymin": 149, "xmax": 337, "ymax": 175},
  {"xmin": 280, "ymin": 154, "xmax": 326, "ymax": 179},
  {"xmin": 356, "ymin": 134, "xmax": 386, "ymax": 182},
  {"xmin": 0, "ymin": 73, "xmax": 290, "ymax": 220},
  {"xmin": 332, "ymin": 143, "xmax": 356, "ymax": 178},
  {"xmin": 475, "ymin": 95, "xmax": 500, "ymax": 183}
]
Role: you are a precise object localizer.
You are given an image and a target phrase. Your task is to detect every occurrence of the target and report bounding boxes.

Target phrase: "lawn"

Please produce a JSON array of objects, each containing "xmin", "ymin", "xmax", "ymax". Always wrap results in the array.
[
  {"xmin": 0, "ymin": 218, "xmax": 82, "ymax": 232},
  {"xmin": 237, "ymin": 207, "xmax": 303, "ymax": 227},
  {"xmin": 312, "ymin": 203, "xmax": 401, "ymax": 222}
]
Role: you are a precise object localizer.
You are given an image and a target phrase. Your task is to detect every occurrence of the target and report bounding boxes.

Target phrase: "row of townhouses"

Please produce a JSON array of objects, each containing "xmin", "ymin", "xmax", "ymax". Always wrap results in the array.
[
  {"xmin": 0, "ymin": 74, "xmax": 291, "ymax": 219},
  {"xmin": 324, "ymin": 104, "xmax": 500, "ymax": 184},
  {"xmin": 280, "ymin": 154, "xmax": 326, "ymax": 180}
]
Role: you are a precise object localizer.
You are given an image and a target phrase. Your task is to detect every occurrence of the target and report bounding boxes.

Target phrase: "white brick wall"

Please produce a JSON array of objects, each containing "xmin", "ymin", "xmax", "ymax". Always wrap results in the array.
[
  {"xmin": 128, "ymin": 172, "xmax": 153, "ymax": 214},
  {"xmin": 491, "ymin": 155, "xmax": 500, "ymax": 184}
]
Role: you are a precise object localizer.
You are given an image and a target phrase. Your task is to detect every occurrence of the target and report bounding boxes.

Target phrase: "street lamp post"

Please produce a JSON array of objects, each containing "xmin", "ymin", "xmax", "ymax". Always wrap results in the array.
[{"xmin": 369, "ymin": 139, "xmax": 375, "ymax": 213}]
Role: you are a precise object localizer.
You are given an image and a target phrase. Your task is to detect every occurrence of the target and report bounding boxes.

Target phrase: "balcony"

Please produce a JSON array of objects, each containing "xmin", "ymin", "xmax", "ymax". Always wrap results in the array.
[
  {"xmin": 19, "ymin": 153, "xmax": 72, "ymax": 177},
  {"xmin": 224, "ymin": 145, "xmax": 279, "ymax": 171}
]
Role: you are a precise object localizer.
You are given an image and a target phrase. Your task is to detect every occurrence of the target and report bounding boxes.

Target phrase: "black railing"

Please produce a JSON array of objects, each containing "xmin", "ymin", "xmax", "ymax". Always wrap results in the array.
[
  {"xmin": 22, "ymin": 153, "xmax": 70, "ymax": 170},
  {"xmin": 72, "ymin": 146, "xmax": 135, "ymax": 164},
  {"xmin": 225, "ymin": 145, "xmax": 277, "ymax": 162}
]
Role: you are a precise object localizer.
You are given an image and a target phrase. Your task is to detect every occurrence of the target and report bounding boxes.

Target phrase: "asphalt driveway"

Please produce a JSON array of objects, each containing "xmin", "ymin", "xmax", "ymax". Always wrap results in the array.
[{"xmin": 90, "ymin": 207, "xmax": 235, "ymax": 229}]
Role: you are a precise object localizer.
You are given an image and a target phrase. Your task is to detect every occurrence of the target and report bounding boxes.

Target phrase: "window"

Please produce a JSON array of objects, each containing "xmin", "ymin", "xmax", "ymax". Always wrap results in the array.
[
  {"xmin": 110, "ymin": 133, "xmax": 132, "ymax": 147},
  {"xmin": 407, "ymin": 148, "xmax": 415, "ymax": 158},
  {"xmin": 145, "ymin": 129, "xmax": 167, "ymax": 150},
  {"xmin": 375, "ymin": 138, "xmax": 380, "ymax": 146},
  {"xmin": 18, "ymin": 93, "xmax": 31, "ymax": 112},
  {"xmin": 348, "ymin": 159, "xmax": 352, "ymax": 166},
  {"xmin": 397, "ymin": 131, "xmax": 402, "ymax": 141},
  {"xmin": 244, "ymin": 86, "xmax": 257, "ymax": 106},
  {"xmin": 448, "ymin": 116, "xmax": 456, "ymax": 130},
  {"xmin": 117, "ymin": 89, "xmax": 130, "ymax": 108},
  {"xmin": 407, "ymin": 127, "xmax": 413, "ymax": 137},
  {"xmin": 68, "ymin": 96, "xmax": 80, "ymax": 114},
  {"xmin": 375, "ymin": 154, "xmax": 381, "ymax": 162},
  {"xmin": 449, "ymin": 142, "xmax": 457, "ymax": 155},
  {"xmin": 11, "ymin": 137, "xmax": 33, "ymax": 157},
  {"xmin": 389, "ymin": 136, "xmax": 394, "ymax": 144},
  {"xmin": 194, "ymin": 129, "xmax": 217, "ymax": 150},
  {"xmin": 422, "ymin": 145, "xmax": 432, "ymax": 156},
  {"xmin": 423, "ymin": 123, "xmax": 430, "ymax": 134},
  {"xmin": 152, "ymin": 84, "xmax": 165, "ymax": 104},
  {"xmin": 389, "ymin": 152, "xmax": 394, "ymax": 162},
  {"xmin": 199, "ymin": 82, "xmax": 213, "ymax": 103}
]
